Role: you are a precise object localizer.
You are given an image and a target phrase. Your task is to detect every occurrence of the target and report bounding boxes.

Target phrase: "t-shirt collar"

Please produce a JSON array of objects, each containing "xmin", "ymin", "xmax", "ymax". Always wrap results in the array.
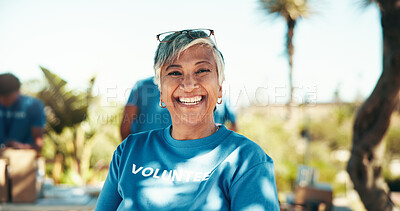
[{"xmin": 163, "ymin": 124, "xmax": 229, "ymax": 149}]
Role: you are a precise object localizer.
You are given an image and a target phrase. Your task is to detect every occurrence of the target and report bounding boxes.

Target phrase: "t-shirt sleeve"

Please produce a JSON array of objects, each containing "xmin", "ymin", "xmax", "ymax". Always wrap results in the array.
[
  {"xmin": 95, "ymin": 147, "xmax": 123, "ymax": 210},
  {"xmin": 29, "ymin": 99, "xmax": 46, "ymax": 127},
  {"xmin": 230, "ymin": 161, "xmax": 280, "ymax": 211},
  {"xmin": 126, "ymin": 81, "xmax": 141, "ymax": 106}
]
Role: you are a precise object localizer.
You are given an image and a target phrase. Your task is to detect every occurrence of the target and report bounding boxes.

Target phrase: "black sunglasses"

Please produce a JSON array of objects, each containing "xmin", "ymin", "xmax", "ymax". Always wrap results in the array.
[{"xmin": 156, "ymin": 29, "xmax": 216, "ymax": 44}]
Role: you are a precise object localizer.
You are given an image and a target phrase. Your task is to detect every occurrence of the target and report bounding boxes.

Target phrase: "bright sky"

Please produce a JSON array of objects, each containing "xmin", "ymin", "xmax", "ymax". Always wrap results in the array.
[{"xmin": 0, "ymin": 0, "xmax": 381, "ymax": 107}]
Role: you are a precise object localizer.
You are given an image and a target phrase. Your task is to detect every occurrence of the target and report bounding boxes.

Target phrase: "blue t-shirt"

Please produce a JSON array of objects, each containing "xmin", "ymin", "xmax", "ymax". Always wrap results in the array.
[
  {"xmin": 214, "ymin": 100, "xmax": 236, "ymax": 125},
  {"xmin": 96, "ymin": 125, "xmax": 280, "ymax": 211},
  {"xmin": 126, "ymin": 77, "xmax": 172, "ymax": 133},
  {"xmin": 0, "ymin": 95, "xmax": 46, "ymax": 145}
]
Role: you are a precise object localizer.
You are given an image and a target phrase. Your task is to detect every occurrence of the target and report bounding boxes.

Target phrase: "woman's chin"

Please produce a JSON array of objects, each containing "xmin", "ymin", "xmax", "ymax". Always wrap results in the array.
[{"xmin": 172, "ymin": 113, "xmax": 213, "ymax": 126}]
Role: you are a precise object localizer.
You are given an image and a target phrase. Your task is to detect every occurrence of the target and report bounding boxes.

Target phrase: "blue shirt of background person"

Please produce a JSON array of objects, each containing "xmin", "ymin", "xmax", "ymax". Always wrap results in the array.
[
  {"xmin": 0, "ymin": 73, "xmax": 46, "ymax": 152},
  {"xmin": 214, "ymin": 98, "xmax": 238, "ymax": 131},
  {"xmin": 120, "ymin": 76, "xmax": 172, "ymax": 140}
]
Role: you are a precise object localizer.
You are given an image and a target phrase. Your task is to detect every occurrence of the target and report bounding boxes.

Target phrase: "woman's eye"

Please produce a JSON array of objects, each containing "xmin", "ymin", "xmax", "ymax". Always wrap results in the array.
[
  {"xmin": 196, "ymin": 69, "xmax": 210, "ymax": 74},
  {"xmin": 168, "ymin": 71, "xmax": 182, "ymax": 76}
]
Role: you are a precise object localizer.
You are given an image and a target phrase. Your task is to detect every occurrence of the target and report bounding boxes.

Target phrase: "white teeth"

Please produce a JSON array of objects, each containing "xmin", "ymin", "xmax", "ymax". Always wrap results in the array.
[{"xmin": 179, "ymin": 96, "xmax": 203, "ymax": 105}]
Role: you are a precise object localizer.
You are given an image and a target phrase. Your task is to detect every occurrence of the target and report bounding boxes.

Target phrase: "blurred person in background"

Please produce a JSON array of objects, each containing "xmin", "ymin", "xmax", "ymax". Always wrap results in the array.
[
  {"xmin": 0, "ymin": 73, "xmax": 46, "ymax": 152},
  {"xmin": 96, "ymin": 29, "xmax": 279, "ymax": 210},
  {"xmin": 120, "ymin": 76, "xmax": 172, "ymax": 140}
]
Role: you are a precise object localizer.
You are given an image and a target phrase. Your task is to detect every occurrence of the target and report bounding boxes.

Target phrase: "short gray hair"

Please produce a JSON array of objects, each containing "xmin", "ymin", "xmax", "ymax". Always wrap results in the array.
[{"xmin": 153, "ymin": 33, "xmax": 225, "ymax": 90}]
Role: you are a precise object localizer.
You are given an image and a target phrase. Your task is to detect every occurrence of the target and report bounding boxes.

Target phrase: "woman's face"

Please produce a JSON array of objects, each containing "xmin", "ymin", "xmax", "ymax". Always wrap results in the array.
[{"xmin": 160, "ymin": 44, "xmax": 222, "ymax": 126}]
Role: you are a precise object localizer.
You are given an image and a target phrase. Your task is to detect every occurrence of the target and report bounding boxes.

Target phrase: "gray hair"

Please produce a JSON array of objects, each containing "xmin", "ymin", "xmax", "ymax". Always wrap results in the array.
[{"xmin": 153, "ymin": 33, "xmax": 225, "ymax": 90}]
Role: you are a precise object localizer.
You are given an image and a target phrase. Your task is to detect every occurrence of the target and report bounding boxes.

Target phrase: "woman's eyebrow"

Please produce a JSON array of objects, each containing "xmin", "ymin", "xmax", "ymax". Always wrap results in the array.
[
  {"xmin": 165, "ymin": 61, "xmax": 211, "ymax": 71},
  {"xmin": 166, "ymin": 64, "xmax": 181, "ymax": 71},
  {"xmin": 195, "ymin": 61, "xmax": 211, "ymax": 65}
]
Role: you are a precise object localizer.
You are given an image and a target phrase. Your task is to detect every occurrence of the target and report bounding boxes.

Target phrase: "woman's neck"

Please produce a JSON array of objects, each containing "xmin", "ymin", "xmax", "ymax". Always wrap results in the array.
[{"xmin": 171, "ymin": 119, "xmax": 218, "ymax": 140}]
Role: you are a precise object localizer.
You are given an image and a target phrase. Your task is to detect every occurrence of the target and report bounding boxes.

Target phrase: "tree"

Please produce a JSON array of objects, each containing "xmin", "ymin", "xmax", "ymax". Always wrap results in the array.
[
  {"xmin": 38, "ymin": 66, "xmax": 97, "ymax": 184},
  {"xmin": 259, "ymin": 0, "xmax": 310, "ymax": 109},
  {"xmin": 38, "ymin": 66, "xmax": 95, "ymax": 133},
  {"xmin": 347, "ymin": 0, "xmax": 400, "ymax": 210}
]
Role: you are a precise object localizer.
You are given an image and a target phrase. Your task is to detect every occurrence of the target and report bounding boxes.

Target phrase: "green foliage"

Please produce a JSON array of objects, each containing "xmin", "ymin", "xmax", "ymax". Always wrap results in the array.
[
  {"xmin": 382, "ymin": 113, "xmax": 400, "ymax": 190},
  {"xmin": 35, "ymin": 67, "xmax": 120, "ymax": 185},
  {"xmin": 333, "ymin": 103, "xmax": 357, "ymax": 125},
  {"xmin": 237, "ymin": 104, "xmax": 359, "ymax": 196},
  {"xmin": 38, "ymin": 66, "xmax": 95, "ymax": 133},
  {"xmin": 238, "ymin": 108, "xmax": 303, "ymax": 192},
  {"xmin": 308, "ymin": 104, "xmax": 355, "ymax": 150},
  {"xmin": 384, "ymin": 115, "xmax": 400, "ymax": 157}
]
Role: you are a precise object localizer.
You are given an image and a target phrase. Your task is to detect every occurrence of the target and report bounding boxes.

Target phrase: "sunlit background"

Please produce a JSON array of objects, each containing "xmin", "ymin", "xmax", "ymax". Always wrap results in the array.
[
  {"xmin": 0, "ymin": 0, "xmax": 381, "ymax": 105},
  {"xmin": 0, "ymin": 0, "xmax": 394, "ymax": 210}
]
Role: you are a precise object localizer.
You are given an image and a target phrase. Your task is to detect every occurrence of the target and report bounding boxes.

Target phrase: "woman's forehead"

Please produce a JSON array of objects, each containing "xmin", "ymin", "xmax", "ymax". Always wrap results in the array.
[{"xmin": 173, "ymin": 45, "xmax": 215, "ymax": 63}]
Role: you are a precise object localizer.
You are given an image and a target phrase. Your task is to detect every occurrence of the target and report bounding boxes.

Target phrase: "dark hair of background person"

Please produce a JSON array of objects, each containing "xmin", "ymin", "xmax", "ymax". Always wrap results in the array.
[{"xmin": 0, "ymin": 73, "xmax": 21, "ymax": 95}]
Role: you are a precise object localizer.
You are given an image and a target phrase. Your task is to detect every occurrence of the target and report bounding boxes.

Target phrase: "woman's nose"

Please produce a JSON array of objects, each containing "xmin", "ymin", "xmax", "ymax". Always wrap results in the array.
[{"xmin": 180, "ymin": 75, "xmax": 199, "ymax": 92}]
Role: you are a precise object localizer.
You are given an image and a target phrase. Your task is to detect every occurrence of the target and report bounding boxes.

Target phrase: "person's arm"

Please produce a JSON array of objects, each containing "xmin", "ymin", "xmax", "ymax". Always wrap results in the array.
[
  {"xmin": 4, "ymin": 140, "xmax": 31, "ymax": 149},
  {"xmin": 230, "ymin": 161, "xmax": 280, "ymax": 210},
  {"xmin": 23, "ymin": 98, "xmax": 46, "ymax": 152},
  {"xmin": 120, "ymin": 81, "xmax": 142, "ymax": 141},
  {"xmin": 32, "ymin": 127, "xmax": 44, "ymax": 152},
  {"xmin": 4, "ymin": 127, "xmax": 44, "ymax": 152},
  {"xmin": 120, "ymin": 105, "xmax": 138, "ymax": 140}
]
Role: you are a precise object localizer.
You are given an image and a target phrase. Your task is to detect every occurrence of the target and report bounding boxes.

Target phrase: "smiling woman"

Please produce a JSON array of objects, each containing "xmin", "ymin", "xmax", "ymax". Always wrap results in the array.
[
  {"xmin": 95, "ymin": 29, "xmax": 280, "ymax": 211},
  {"xmin": 160, "ymin": 44, "xmax": 221, "ymax": 139}
]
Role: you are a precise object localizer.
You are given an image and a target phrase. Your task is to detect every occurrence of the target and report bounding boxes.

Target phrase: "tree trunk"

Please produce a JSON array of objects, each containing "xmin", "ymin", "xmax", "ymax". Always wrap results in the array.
[
  {"xmin": 347, "ymin": 1, "xmax": 400, "ymax": 210},
  {"xmin": 287, "ymin": 17, "xmax": 296, "ymax": 105},
  {"xmin": 285, "ymin": 17, "xmax": 296, "ymax": 118}
]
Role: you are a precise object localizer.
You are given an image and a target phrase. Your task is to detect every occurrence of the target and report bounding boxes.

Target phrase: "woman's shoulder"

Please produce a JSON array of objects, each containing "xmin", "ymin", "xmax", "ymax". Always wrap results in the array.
[
  {"xmin": 225, "ymin": 130, "xmax": 274, "ymax": 164},
  {"xmin": 118, "ymin": 128, "xmax": 165, "ymax": 151}
]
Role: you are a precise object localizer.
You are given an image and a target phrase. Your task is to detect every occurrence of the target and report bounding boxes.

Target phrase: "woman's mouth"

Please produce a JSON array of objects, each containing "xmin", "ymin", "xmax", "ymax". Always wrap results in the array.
[{"xmin": 177, "ymin": 95, "xmax": 204, "ymax": 106}]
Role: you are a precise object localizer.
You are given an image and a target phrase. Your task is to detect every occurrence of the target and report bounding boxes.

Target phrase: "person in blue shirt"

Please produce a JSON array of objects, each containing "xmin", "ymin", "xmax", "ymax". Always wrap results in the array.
[
  {"xmin": 120, "ymin": 76, "xmax": 172, "ymax": 140},
  {"xmin": 0, "ymin": 73, "xmax": 46, "ymax": 152},
  {"xmin": 96, "ymin": 29, "xmax": 280, "ymax": 210}
]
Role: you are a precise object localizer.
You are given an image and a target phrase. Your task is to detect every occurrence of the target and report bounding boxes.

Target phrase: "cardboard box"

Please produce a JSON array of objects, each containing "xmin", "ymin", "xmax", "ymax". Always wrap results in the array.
[
  {"xmin": 294, "ymin": 184, "xmax": 333, "ymax": 211},
  {"xmin": 0, "ymin": 149, "xmax": 37, "ymax": 203}
]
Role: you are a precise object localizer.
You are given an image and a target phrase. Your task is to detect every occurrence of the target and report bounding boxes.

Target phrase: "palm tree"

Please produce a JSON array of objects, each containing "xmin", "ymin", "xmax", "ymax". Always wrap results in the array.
[
  {"xmin": 259, "ymin": 0, "xmax": 310, "ymax": 109},
  {"xmin": 347, "ymin": 0, "xmax": 400, "ymax": 210},
  {"xmin": 38, "ymin": 66, "xmax": 95, "ymax": 133},
  {"xmin": 38, "ymin": 66, "xmax": 97, "ymax": 184}
]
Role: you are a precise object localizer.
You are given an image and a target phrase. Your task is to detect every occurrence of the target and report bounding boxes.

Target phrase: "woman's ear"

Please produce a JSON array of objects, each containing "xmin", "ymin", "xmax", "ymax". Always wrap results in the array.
[{"xmin": 218, "ymin": 86, "xmax": 222, "ymax": 98}]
